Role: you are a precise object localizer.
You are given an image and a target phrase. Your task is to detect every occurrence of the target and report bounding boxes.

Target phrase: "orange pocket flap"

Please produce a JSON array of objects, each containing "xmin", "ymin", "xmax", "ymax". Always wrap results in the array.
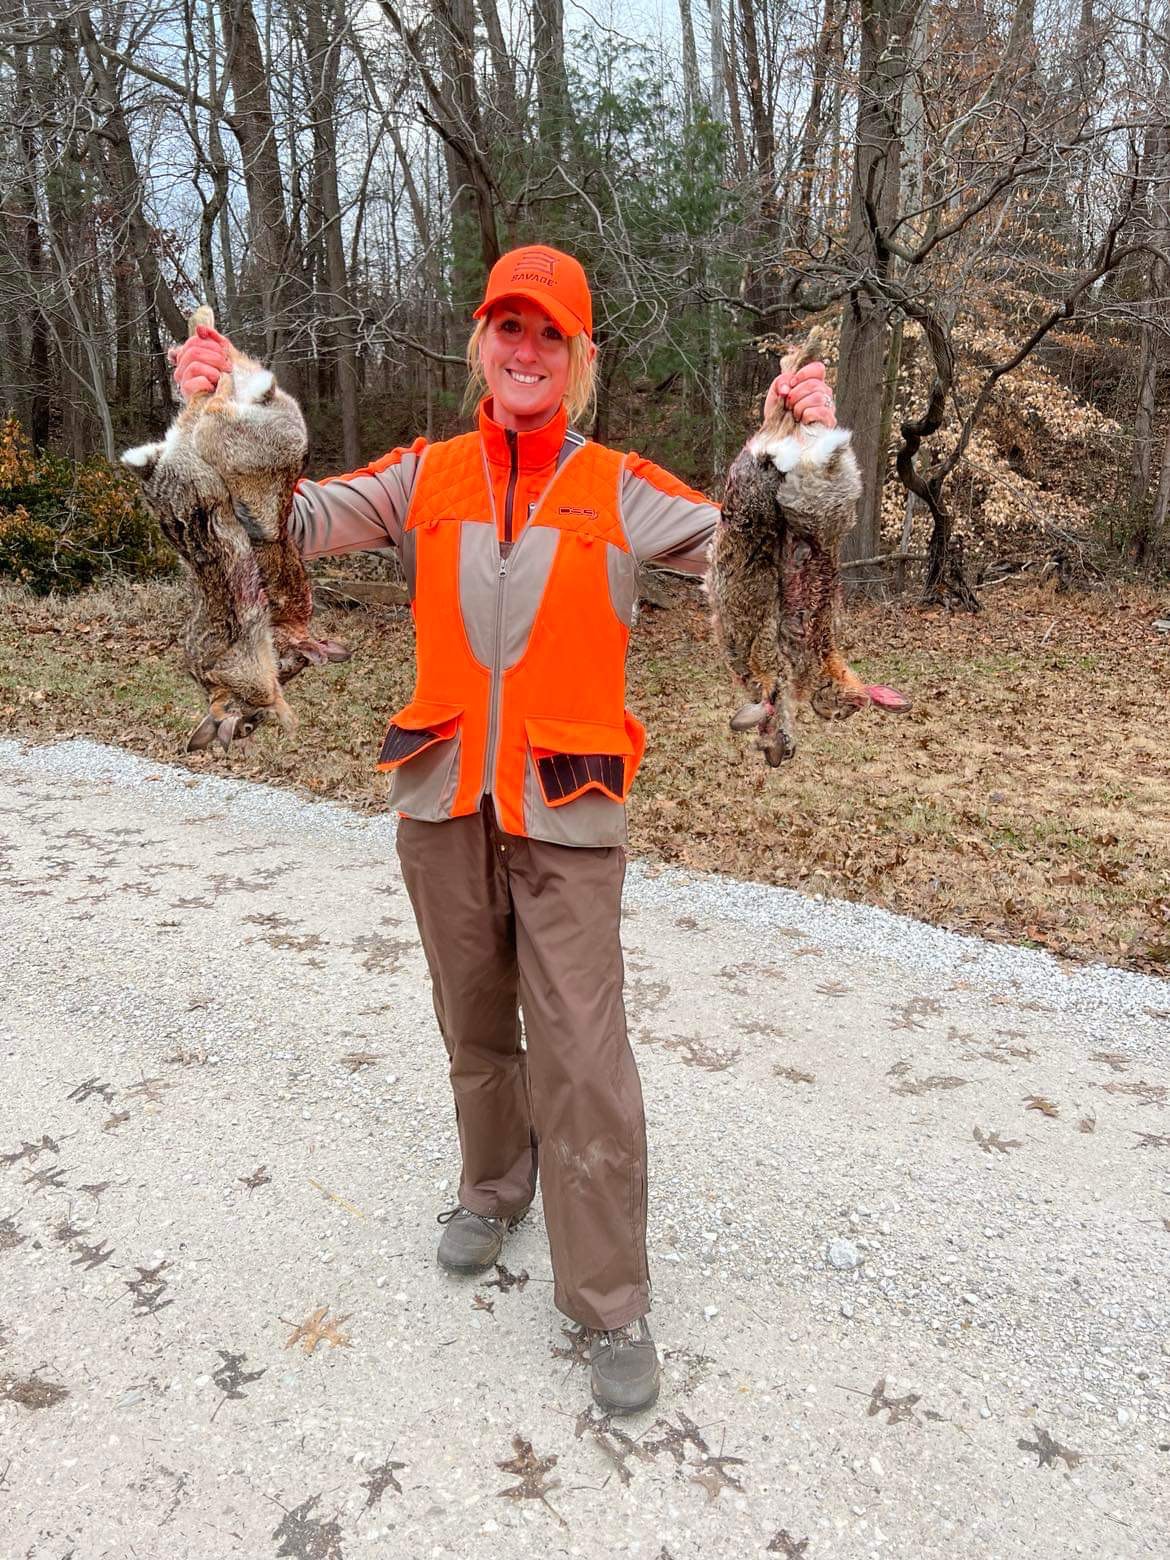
[
  {"xmin": 525, "ymin": 715, "xmax": 635, "ymax": 760},
  {"xmin": 525, "ymin": 713, "xmax": 645, "ymax": 806},
  {"xmin": 391, "ymin": 698, "xmax": 464, "ymax": 733},
  {"xmin": 376, "ymin": 699, "xmax": 463, "ymax": 771}
]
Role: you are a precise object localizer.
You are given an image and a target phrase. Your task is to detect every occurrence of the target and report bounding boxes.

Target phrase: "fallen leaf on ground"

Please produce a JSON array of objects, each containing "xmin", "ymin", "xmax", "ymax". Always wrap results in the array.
[{"xmin": 281, "ymin": 1305, "xmax": 353, "ymax": 1355}]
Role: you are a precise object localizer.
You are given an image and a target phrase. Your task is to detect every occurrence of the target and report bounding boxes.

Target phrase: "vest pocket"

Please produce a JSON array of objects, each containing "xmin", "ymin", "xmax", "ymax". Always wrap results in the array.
[
  {"xmin": 524, "ymin": 713, "xmax": 645, "ymax": 806},
  {"xmin": 378, "ymin": 698, "xmax": 464, "ymax": 820}
]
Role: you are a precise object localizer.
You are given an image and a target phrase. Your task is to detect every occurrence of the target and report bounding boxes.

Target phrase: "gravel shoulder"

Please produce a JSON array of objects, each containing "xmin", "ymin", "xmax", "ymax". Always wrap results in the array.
[{"xmin": 1, "ymin": 737, "xmax": 1167, "ymax": 1559}]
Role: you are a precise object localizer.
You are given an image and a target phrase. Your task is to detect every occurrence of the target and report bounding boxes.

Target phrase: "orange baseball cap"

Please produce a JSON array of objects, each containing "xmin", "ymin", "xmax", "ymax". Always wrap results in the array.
[{"xmin": 473, "ymin": 245, "xmax": 592, "ymax": 338}]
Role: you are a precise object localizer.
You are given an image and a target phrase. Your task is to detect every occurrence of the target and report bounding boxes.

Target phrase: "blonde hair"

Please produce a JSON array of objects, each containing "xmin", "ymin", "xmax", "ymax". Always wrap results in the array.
[{"xmin": 464, "ymin": 316, "xmax": 598, "ymax": 428}]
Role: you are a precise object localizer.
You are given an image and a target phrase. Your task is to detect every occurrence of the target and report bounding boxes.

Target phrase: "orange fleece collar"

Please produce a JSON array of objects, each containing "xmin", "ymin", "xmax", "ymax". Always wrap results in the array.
[{"xmin": 478, "ymin": 399, "xmax": 570, "ymax": 471}]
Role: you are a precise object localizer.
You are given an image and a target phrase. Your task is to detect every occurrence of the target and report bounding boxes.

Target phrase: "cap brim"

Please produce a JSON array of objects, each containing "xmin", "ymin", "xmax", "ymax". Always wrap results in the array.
[{"xmin": 473, "ymin": 289, "xmax": 585, "ymax": 337}]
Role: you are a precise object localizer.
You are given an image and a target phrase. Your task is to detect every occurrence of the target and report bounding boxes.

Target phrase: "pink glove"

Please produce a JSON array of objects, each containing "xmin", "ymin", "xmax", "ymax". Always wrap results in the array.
[
  {"xmin": 764, "ymin": 361, "xmax": 837, "ymax": 428},
  {"xmin": 167, "ymin": 323, "xmax": 233, "ymax": 401}
]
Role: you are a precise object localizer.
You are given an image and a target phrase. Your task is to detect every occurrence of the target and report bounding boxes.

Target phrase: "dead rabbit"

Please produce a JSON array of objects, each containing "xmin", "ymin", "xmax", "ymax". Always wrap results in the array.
[
  {"xmin": 707, "ymin": 332, "xmax": 910, "ymax": 765},
  {"xmin": 122, "ymin": 309, "xmax": 348, "ymax": 750}
]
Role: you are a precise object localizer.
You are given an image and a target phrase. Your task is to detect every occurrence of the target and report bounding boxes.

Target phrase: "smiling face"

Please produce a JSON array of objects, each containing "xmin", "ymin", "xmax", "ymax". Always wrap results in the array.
[{"xmin": 479, "ymin": 300, "xmax": 572, "ymax": 431}]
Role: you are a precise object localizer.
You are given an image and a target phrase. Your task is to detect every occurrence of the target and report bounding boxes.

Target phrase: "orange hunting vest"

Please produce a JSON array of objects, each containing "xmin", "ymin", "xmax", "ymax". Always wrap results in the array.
[{"xmin": 374, "ymin": 428, "xmax": 646, "ymax": 846}]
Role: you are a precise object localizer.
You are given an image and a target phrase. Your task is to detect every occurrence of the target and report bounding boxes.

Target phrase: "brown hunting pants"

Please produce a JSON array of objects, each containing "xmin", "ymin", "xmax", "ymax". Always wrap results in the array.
[{"xmin": 395, "ymin": 800, "xmax": 650, "ymax": 1331}]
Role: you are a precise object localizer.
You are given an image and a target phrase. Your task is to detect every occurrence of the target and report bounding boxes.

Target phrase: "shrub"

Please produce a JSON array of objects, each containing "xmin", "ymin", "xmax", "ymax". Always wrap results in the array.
[{"xmin": 0, "ymin": 419, "xmax": 175, "ymax": 595}]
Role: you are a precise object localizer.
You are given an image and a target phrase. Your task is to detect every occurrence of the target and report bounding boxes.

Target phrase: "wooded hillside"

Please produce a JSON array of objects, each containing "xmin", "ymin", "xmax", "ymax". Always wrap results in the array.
[{"xmin": 0, "ymin": 0, "xmax": 1166, "ymax": 598}]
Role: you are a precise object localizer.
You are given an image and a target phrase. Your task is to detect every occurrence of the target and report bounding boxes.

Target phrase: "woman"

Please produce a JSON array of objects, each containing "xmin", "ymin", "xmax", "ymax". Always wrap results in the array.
[{"xmin": 172, "ymin": 245, "xmax": 837, "ymax": 1415}]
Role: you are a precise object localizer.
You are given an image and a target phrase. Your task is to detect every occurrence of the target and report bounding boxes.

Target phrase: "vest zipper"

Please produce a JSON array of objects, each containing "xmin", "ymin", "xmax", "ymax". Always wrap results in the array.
[
  {"xmin": 481, "ymin": 431, "xmax": 579, "ymax": 808},
  {"xmin": 503, "ymin": 428, "xmax": 518, "ymax": 546},
  {"xmin": 485, "ymin": 430, "xmax": 521, "ymax": 798},
  {"xmin": 482, "ymin": 549, "xmax": 509, "ymax": 796}
]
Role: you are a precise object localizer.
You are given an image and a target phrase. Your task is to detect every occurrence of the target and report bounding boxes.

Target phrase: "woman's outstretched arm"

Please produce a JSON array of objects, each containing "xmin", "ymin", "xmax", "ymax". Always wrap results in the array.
[{"xmin": 291, "ymin": 445, "xmax": 427, "ymax": 559}]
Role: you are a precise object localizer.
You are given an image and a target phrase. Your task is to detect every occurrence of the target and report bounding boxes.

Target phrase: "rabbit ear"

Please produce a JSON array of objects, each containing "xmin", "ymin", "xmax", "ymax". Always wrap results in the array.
[
  {"xmin": 185, "ymin": 712, "xmax": 221, "ymax": 751},
  {"xmin": 121, "ymin": 441, "xmax": 164, "ymax": 479}
]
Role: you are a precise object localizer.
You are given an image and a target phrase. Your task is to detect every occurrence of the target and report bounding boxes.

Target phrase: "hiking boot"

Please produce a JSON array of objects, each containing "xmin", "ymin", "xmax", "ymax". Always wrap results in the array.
[
  {"xmin": 589, "ymin": 1316, "xmax": 661, "ymax": 1415},
  {"xmin": 436, "ymin": 1204, "xmax": 528, "ymax": 1274}
]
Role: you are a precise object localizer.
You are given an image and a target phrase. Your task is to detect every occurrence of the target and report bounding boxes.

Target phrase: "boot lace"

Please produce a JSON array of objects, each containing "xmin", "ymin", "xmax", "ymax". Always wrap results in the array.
[
  {"xmin": 436, "ymin": 1205, "xmax": 503, "ymax": 1231},
  {"xmin": 594, "ymin": 1316, "xmax": 653, "ymax": 1355}
]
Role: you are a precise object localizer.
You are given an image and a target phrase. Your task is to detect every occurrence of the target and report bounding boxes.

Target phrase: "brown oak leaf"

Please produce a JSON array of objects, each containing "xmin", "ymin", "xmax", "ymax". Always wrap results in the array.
[{"xmin": 281, "ymin": 1306, "xmax": 352, "ymax": 1356}]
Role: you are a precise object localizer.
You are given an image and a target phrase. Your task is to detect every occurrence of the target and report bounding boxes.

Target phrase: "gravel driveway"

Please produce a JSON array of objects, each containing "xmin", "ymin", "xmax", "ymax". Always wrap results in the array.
[{"xmin": 1, "ymin": 737, "xmax": 1167, "ymax": 1558}]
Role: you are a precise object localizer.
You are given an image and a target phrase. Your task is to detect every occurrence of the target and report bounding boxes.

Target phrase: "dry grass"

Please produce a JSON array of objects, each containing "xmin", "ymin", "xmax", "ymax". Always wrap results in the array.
[{"xmin": 1, "ymin": 574, "xmax": 1168, "ymax": 972}]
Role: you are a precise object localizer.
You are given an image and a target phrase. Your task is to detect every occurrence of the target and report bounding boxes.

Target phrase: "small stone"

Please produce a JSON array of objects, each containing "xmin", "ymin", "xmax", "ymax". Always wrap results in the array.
[
  {"xmin": 1117, "ymin": 1407, "xmax": 1132, "ymax": 1427},
  {"xmin": 962, "ymin": 1292, "xmax": 979, "ymax": 1305},
  {"xmin": 703, "ymin": 1305, "xmax": 719, "ymax": 1321},
  {"xmin": 980, "ymin": 1405, "xmax": 992, "ymax": 1419},
  {"xmin": 375, "ymin": 1275, "xmax": 388, "ymax": 1288},
  {"xmin": 827, "ymin": 1238, "xmax": 861, "ymax": 1271},
  {"xmin": 840, "ymin": 1302, "xmax": 854, "ymax": 1319}
]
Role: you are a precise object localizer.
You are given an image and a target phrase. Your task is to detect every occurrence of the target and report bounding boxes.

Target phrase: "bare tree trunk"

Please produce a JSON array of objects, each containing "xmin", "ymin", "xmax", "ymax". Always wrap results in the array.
[
  {"xmin": 533, "ymin": 0, "xmax": 569, "ymax": 157},
  {"xmin": 337, "ymin": 3, "xmax": 431, "ymax": 247},
  {"xmin": 477, "ymin": 0, "xmax": 520, "ymax": 135},
  {"xmin": 870, "ymin": 0, "xmax": 927, "ymax": 570},
  {"xmin": 737, "ymin": 0, "xmax": 775, "ymax": 200},
  {"xmin": 6, "ymin": 7, "xmax": 50, "ymax": 445},
  {"xmin": 381, "ymin": 0, "xmax": 499, "ymax": 301},
  {"xmin": 793, "ymin": 0, "xmax": 838, "ymax": 249},
  {"xmin": 305, "ymin": 0, "xmax": 360, "ymax": 467},
  {"xmin": 721, "ymin": 5, "xmax": 748, "ymax": 179},
  {"xmin": 34, "ymin": 11, "xmax": 107, "ymax": 458},
  {"xmin": 1129, "ymin": 31, "xmax": 1169, "ymax": 564},
  {"xmin": 1149, "ymin": 423, "xmax": 1170, "ymax": 557},
  {"xmin": 836, "ymin": 0, "xmax": 920, "ymax": 575},
  {"xmin": 677, "ymin": 0, "xmax": 702, "ymax": 118},
  {"xmin": 75, "ymin": 9, "xmax": 184, "ymax": 408},
  {"xmin": 709, "ymin": 0, "xmax": 726, "ymax": 121},
  {"xmin": 219, "ymin": 0, "xmax": 304, "ymax": 390},
  {"xmin": 112, "ymin": 217, "xmax": 134, "ymax": 405},
  {"xmin": 1130, "ymin": 312, "xmax": 1157, "ymax": 522},
  {"xmin": 36, "ymin": 34, "xmax": 113, "ymax": 459}
]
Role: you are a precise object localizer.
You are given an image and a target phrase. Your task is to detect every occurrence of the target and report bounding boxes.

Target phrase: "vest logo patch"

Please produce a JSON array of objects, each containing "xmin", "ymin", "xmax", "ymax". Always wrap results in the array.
[{"xmin": 557, "ymin": 504, "xmax": 598, "ymax": 518}]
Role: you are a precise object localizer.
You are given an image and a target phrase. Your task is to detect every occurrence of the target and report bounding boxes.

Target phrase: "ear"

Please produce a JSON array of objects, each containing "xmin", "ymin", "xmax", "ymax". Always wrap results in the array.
[
  {"xmin": 231, "ymin": 364, "xmax": 275, "ymax": 406},
  {"xmin": 798, "ymin": 425, "xmax": 852, "ymax": 469},
  {"xmin": 121, "ymin": 441, "xmax": 164, "ymax": 479},
  {"xmin": 748, "ymin": 429, "xmax": 802, "ymax": 472},
  {"xmin": 584, "ymin": 335, "xmax": 597, "ymax": 365}
]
